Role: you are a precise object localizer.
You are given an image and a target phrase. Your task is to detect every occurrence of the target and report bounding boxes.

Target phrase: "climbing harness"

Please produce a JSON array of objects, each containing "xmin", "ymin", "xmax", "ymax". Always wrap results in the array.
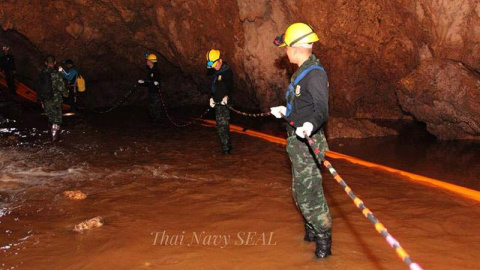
[
  {"xmin": 281, "ymin": 114, "xmax": 423, "ymax": 270},
  {"xmin": 286, "ymin": 65, "xmax": 325, "ymax": 116}
]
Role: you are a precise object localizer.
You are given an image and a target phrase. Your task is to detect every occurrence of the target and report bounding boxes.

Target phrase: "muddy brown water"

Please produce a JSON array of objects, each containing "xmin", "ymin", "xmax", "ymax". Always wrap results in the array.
[
  {"xmin": 230, "ymin": 114, "xmax": 480, "ymax": 191},
  {"xmin": 1, "ymin": 106, "xmax": 479, "ymax": 270}
]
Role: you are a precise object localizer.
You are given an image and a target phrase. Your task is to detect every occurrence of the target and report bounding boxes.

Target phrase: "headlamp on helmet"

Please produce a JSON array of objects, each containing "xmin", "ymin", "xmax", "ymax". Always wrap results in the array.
[
  {"xmin": 273, "ymin": 23, "xmax": 319, "ymax": 48},
  {"xmin": 206, "ymin": 49, "xmax": 221, "ymax": 68}
]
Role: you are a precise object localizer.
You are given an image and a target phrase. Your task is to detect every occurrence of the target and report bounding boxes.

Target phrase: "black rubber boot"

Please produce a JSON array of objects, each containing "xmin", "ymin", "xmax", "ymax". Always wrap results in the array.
[
  {"xmin": 314, "ymin": 236, "xmax": 332, "ymax": 258},
  {"xmin": 303, "ymin": 223, "xmax": 315, "ymax": 242},
  {"xmin": 51, "ymin": 124, "xmax": 60, "ymax": 142}
]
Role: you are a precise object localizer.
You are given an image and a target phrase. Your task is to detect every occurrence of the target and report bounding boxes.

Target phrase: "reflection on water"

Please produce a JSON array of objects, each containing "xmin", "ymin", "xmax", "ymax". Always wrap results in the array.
[
  {"xmin": 329, "ymin": 135, "xmax": 480, "ymax": 191},
  {"xmin": 229, "ymin": 114, "xmax": 480, "ymax": 191}
]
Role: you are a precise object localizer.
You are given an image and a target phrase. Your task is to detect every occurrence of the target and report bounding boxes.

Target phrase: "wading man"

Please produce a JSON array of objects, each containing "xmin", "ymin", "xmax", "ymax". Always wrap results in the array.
[
  {"xmin": 206, "ymin": 49, "xmax": 233, "ymax": 155},
  {"xmin": 37, "ymin": 55, "xmax": 68, "ymax": 141},
  {"xmin": 270, "ymin": 23, "xmax": 332, "ymax": 258},
  {"xmin": 138, "ymin": 53, "xmax": 162, "ymax": 123},
  {"xmin": 59, "ymin": 59, "xmax": 78, "ymax": 113}
]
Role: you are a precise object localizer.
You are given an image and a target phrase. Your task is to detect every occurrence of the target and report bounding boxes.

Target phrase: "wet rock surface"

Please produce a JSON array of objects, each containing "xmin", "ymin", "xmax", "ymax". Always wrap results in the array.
[
  {"xmin": 63, "ymin": 190, "xmax": 87, "ymax": 200},
  {"xmin": 73, "ymin": 216, "xmax": 104, "ymax": 233},
  {"xmin": 398, "ymin": 59, "xmax": 480, "ymax": 140},
  {"xmin": 326, "ymin": 117, "xmax": 398, "ymax": 139}
]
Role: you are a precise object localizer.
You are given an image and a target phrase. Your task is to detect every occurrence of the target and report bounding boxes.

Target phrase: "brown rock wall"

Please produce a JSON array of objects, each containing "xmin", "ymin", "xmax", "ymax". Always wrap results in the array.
[
  {"xmin": 398, "ymin": 59, "xmax": 480, "ymax": 140},
  {"xmin": 326, "ymin": 117, "xmax": 398, "ymax": 139},
  {"xmin": 1, "ymin": 0, "xmax": 479, "ymax": 139}
]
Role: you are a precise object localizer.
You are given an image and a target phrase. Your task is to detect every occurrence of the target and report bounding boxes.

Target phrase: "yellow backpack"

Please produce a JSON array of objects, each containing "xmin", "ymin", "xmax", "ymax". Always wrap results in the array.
[{"xmin": 77, "ymin": 75, "xmax": 86, "ymax": 92}]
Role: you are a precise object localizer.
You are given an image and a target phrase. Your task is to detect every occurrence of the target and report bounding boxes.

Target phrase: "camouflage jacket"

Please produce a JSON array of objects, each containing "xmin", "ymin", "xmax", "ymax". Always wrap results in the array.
[{"xmin": 43, "ymin": 66, "xmax": 68, "ymax": 98}]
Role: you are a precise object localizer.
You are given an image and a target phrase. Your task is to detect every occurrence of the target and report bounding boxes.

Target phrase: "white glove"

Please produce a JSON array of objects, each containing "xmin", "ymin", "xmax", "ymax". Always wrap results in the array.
[
  {"xmin": 58, "ymin": 67, "xmax": 63, "ymax": 72},
  {"xmin": 270, "ymin": 106, "xmax": 286, "ymax": 119},
  {"xmin": 154, "ymin": 81, "xmax": 159, "ymax": 86},
  {"xmin": 296, "ymin": 122, "xmax": 314, "ymax": 138},
  {"xmin": 209, "ymin": 98, "xmax": 215, "ymax": 108},
  {"xmin": 221, "ymin": 96, "xmax": 228, "ymax": 105},
  {"xmin": 138, "ymin": 80, "xmax": 144, "ymax": 84}
]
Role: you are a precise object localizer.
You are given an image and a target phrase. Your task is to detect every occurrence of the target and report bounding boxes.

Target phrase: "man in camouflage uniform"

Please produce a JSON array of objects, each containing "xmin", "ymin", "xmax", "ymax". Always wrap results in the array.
[
  {"xmin": 206, "ymin": 49, "xmax": 233, "ymax": 155},
  {"xmin": 39, "ymin": 55, "xmax": 68, "ymax": 141},
  {"xmin": 271, "ymin": 23, "xmax": 332, "ymax": 258}
]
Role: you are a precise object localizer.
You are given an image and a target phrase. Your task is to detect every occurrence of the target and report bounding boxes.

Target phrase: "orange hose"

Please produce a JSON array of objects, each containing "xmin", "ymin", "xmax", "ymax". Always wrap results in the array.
[{"xmin": 201, "ymin": 120, "xmax": 480, "ymax": 202}]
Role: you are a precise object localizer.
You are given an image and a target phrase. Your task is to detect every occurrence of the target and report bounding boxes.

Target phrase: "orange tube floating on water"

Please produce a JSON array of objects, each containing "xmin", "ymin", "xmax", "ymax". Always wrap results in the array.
[{"xmin": 201, "ymin": 120, "xmax": 480, "ymax": 202}]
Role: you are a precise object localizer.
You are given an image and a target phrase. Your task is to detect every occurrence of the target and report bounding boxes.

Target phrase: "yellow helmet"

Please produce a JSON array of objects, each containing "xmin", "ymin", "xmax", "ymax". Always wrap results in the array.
[
  {"xmin": 274, "ymin": 23, "xmax": 319, "ymax": 47},
  {"xmin": 146, "ymin": 53, "xmax": 157, "ymax": 63},
  {"xmin": 206, "ymin": 49, "xmax": 220, "ymax": 68},
  {"xmin": 2, "ymin": 45, "xmax": 9, "ymax": 51}
]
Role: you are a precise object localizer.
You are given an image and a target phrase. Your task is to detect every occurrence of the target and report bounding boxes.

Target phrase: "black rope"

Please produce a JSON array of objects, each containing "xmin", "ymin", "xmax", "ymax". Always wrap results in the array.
[
  {"xmin": 214, "ymin": 103, "xmax": 271, "ymax": 117},
  {"xmin": 93, "ymin": 85, "xmax": 138, "ymax": 114},
  {"xmin": 156, "ymin": 85, "xmax": 212, "ymax": 127}
]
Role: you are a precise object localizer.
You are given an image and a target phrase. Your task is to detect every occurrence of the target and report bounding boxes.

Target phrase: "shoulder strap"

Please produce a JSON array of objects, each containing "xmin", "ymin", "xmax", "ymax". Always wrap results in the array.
[
  {"xmin": 293, "ymin": 65, "xmax": 324, "ymax": 86},
  {"xmin": 285, "ymin": 65, "xmax": 325, "ymax": 117}
]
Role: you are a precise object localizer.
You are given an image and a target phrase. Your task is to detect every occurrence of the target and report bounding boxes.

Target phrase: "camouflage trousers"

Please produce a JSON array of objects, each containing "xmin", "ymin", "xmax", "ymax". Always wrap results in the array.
[
  {"xmin": 148, "ymin": 90, "xmax": 162, "ymax": 122},
  {"xmin": 215, "ymin": 105, "xmax": 231, "ymax": 152},
  {"xmin": 43, "ymin": 94, "xmax": 63, "ymax": 125},
  {"xmin": 286, "ymin": 130, "xmax": 331, "ymax": 239}
]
